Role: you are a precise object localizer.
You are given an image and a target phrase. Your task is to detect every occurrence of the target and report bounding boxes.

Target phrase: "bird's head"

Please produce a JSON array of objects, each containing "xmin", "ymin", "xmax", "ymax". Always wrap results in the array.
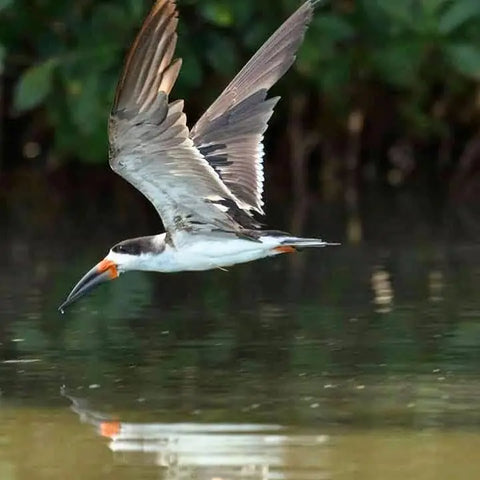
[{"xmin": 59, "ymin": 236, "xmax": 163, "ymax": 313}]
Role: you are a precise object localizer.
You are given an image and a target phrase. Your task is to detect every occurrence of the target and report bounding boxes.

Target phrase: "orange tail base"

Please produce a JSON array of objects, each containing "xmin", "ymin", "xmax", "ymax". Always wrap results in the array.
[{"xmin": 273, "ymin": 245, "xmax": 297, "ymax": 254}]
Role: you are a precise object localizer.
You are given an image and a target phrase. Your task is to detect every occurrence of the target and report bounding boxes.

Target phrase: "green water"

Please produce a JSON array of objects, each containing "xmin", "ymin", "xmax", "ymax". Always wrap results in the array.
[{"xmin": 1, "ymin": 192, "xmax": 480, "ymax": 479}]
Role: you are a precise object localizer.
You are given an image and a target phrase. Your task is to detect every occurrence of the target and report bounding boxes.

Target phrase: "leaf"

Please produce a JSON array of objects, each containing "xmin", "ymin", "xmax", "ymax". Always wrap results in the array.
[
  {"xmin": 438, "ymin": 0, "xmax": 480, "ymax": 34},
  {"xmin": 370, "ymin": 42, "xmax": 424, "ymax": 88},
  {"xmin": 420, "ymin": 0, "xmax": 449, "ymax": 17},
  {"xmin": 14, "ymin": 59, "xmax": 57, "ymax": 112},
  {"xmin": 201, "ymin": 2, "xmax": 234, "ymax": 27},
  {"xmin": 0, "ymin": 0, "xmax": 13, "ymax": 12},
  {"xmin": 445, "ymin": 43, "xmax": 480, "ymax": 79},
  {"xmin": 375, "ymin": 0, "xmax": 436, "ymax": 35},
  {"xmin": 67, "ymin": 74, "xmax": 101, "ymax": 135},
  {"xmin": 376, "ymin": 0, "xmax": 415, "ymax": 27}
]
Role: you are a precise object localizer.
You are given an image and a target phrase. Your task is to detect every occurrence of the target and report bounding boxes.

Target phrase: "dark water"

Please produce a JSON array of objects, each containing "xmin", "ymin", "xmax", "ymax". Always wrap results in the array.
[{"xmin": 1, "ymin": 185, "xmax": 480, "ymax": 479}]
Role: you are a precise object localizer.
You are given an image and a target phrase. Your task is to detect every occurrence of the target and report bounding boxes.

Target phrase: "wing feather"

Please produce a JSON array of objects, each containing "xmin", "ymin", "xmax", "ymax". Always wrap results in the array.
[
  {"xmin": 190, "ymin": 1, "xmax": 316, "ymax": 214},
  {"xmin": 108, "ymin": 0, "xmax": 316, "ymax": 242},
  {"xmin": 109, "ymin": 0, "xmax": 256, "ymax": 243}
]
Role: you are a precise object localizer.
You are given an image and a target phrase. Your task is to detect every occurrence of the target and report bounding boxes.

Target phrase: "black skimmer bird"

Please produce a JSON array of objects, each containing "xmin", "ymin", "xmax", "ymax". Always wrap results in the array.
[{"xmin": 59, "ymin": 0, "xmax": 337, "ymax": 313}]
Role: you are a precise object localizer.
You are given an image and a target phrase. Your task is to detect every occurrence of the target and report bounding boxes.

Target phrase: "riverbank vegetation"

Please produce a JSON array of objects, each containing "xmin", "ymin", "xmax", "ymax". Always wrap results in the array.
[{"xmin": 1, "ymin": 0, "xmax": 479, "ymax": 238}]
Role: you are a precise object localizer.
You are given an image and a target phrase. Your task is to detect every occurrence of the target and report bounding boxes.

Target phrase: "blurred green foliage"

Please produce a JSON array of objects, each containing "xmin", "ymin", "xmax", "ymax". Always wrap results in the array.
[{"xmin": 1, "ymin": 0, "xmax": 480, "ymax": 167}]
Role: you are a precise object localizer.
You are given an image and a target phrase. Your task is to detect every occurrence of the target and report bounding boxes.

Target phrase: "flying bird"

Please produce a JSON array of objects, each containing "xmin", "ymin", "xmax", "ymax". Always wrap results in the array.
[{"xmin": 59, "ymin": 0, "xmax": 337, "ymax": 312}]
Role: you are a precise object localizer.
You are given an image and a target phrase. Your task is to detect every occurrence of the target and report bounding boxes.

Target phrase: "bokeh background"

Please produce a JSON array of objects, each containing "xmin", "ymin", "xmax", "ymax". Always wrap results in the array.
[
  {"xmin": 1, "ymin": 2, "xmax": 480, "ymax": 479},
  {"xmin": 1, "ymin": 0, "xmax": 479, "ymax": 242},
  {"xmin": 1, "ymin": 0, "xmax": 480, "ymax": 373}
]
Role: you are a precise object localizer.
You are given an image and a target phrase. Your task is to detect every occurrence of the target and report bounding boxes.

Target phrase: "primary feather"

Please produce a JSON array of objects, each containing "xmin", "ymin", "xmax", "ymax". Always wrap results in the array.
[{"xmin": 108, "ymin": 0, "xmax": 317, "ymax": 244}]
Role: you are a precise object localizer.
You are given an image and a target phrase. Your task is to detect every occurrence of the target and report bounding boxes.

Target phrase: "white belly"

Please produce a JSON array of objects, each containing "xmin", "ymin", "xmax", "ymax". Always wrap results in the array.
[{"xmin": 150, "ymin": 236, "xmax": 282, "ymax": 272}]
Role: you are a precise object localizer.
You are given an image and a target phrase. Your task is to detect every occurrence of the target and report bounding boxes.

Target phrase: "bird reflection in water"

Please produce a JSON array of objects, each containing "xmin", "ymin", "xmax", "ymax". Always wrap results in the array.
[{"xmin": 62, "ymin": 388, "xmax": 328, "ymax": 480}]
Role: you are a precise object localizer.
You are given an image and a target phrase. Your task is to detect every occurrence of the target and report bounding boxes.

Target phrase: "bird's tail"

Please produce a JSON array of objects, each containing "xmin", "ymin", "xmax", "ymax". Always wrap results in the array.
[{"xmin": 266, "ymin": 235, "xmax": 340, "ymax": 254}]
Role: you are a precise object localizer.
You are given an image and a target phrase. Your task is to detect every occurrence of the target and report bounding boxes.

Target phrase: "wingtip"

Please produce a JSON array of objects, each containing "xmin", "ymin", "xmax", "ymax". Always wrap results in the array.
[{"xmin": 152, "ymin": 0, "xmax": 178, "ymax": 16}]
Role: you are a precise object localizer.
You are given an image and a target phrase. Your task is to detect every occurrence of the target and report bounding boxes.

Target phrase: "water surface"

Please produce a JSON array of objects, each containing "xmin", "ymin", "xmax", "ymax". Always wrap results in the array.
[{"xmin": 1, "ymin": 191, "xmax": 479, "ymax": 479}]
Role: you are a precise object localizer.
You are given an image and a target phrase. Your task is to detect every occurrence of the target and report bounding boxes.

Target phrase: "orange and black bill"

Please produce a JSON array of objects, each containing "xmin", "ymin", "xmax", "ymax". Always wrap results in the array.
[{"xmin": 58, "ymin": 259, "xmax": 119, "ymax": 313}]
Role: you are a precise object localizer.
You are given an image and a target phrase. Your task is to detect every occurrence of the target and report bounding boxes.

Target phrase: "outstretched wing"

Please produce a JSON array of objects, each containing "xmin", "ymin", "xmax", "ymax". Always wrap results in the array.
[
  {"xmin": 190, "ymin": 1, "xmax": 316, "ymax": 215},
  {"xmin": 109, "ymin": 0, "xmax": 256, "ymax": 243}
]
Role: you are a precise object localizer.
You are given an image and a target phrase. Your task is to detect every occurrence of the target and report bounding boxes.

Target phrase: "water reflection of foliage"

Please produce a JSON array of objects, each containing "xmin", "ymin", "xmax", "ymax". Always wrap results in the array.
[{"xmin": 3, "ymin": 236, "xmax": 480, "ymax": 415}]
